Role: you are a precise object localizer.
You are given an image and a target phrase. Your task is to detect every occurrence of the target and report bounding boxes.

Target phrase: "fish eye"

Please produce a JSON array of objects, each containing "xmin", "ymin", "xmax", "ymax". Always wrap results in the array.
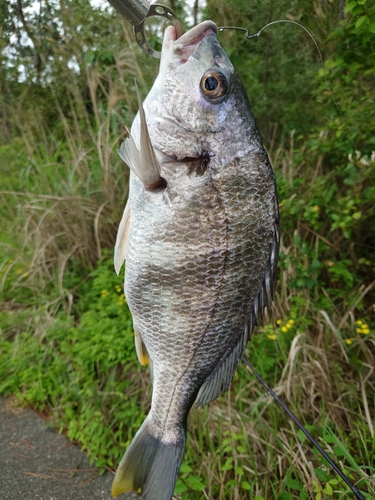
[{"xmin": 200, "ymin": 69, "xmax": 229, "ymax": 103}]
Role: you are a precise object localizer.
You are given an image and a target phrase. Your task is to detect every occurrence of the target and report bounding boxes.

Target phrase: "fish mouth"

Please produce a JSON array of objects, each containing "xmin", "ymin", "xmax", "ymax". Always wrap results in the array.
[
  {"xmin": 164, "ymin": 20, "xmax": 218, "ymax": 63},
  {"xmin": 176, "ymin": 20, "xmax": 217, "ymax": 47}
]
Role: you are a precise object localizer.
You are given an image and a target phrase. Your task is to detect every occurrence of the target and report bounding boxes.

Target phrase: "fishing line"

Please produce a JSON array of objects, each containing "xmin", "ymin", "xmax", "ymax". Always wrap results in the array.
[
  {"xmin": 241, "ymin": 356, "xmax": 367, "ymax": 500},
  {"xmin": 218, "ymin": 19, "xmax": 360, "ymax": 156}
]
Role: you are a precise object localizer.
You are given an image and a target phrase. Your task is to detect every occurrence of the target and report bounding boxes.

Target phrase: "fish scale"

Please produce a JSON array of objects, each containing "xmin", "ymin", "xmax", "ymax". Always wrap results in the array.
[{"xmin": 112, "ymin": 20, "xmax": 279, "ymax": 500}]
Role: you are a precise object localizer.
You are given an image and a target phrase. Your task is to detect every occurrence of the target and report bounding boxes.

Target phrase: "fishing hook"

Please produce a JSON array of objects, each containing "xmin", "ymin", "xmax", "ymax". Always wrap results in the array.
[{"xmin": 218, "ymin": 20, "xmax": 360, "ymax": 157}]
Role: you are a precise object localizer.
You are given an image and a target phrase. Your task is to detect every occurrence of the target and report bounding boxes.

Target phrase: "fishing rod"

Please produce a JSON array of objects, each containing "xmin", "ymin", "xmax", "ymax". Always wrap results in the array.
[{"xmin": 242, "ymin": 356, "xmax": 367, "ymax": 500}]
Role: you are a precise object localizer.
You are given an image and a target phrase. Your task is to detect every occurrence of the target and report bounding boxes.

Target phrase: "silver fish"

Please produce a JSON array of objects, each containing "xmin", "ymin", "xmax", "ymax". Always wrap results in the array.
[{"xmin": 112, "ymin": 20, "xmax": 279, "ymax": 500}]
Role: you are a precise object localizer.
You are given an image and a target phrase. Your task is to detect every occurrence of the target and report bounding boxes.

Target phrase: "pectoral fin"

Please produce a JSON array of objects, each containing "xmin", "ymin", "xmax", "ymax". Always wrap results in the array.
[
  {"xmin": 118, "ymin": 86, "xmax": 166, "ymax": 192},
  {"xmin": 114, "ymin": 201, "xmax": 131, "ymax": 274}
]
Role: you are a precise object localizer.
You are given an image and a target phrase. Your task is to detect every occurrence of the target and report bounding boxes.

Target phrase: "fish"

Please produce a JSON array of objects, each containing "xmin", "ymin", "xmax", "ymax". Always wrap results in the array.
[{"xmin": 112, "ymin": 19, "xmax": 279, "ymax": 500}]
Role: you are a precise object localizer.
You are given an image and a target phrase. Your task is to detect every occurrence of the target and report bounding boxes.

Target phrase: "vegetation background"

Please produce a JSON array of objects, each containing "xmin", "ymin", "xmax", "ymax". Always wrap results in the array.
[{"xmin": 0, "ymin": 0, "xmax": 374, "ymax": 498}]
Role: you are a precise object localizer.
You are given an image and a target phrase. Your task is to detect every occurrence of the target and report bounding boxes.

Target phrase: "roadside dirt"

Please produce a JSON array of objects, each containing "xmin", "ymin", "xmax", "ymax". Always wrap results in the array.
[{"xmin": 0, "ymin": 396, "xmax": 139, "ymax": 500}]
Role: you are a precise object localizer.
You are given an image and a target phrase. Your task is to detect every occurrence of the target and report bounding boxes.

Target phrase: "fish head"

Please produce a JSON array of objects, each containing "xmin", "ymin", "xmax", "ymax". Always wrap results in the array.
[{"xmin": 141, "ymin": 21, "xmax": 261, "ymax": 163}]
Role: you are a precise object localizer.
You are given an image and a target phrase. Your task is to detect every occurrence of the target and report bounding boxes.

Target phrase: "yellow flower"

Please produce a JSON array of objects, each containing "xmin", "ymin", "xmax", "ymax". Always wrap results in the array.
[
  {"xmin": 356, "ymin": 320, "xmax": 363, "ymax": 326},
  {"xmin": 115, "ymin": 285, "xmax": 122, "ymax": 293},
  {"xmin": 101, "ymin": 289, "xmax": 109, "ymax": 297},
  {"xmin": 268, "ymin": 334, "xmax": 277, "ymax": 340},
  {"xmin": 345, "ymin": 339, "xmax": 353, "ymax": 345},
  {"xmin": 361, "ymin": 328, "xmax": 370, "ymax": 335},
  {"xmin": 16, "ymin": 269, "xmax": 23, "ymax": 274},
  {"xmin": 281, "ymin": 326, "xmax": 288, "ymax": 333},
  {"xmin": 312, "ymin": 205, "xmax": 320, "ymax": 212},
  {"xmin": 276, "ymin": 319, "xmax": 282, "ymax": 325},
  {"xmin": 287, "ymin": 319, "xmax": 295, "ymax": 325}
]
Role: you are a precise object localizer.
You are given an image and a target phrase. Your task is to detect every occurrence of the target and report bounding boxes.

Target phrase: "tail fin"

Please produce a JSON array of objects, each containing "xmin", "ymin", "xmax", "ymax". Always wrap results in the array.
[{"xmin": 112, "ymin": 416, "xmax": 186, "ymax": 500}]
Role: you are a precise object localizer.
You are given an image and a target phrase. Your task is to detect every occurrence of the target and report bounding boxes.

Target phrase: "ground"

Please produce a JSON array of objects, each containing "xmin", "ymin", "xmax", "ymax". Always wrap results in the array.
[{"xmin": 0, "ymin": 397, "xmax": 138, "ymax": 500}]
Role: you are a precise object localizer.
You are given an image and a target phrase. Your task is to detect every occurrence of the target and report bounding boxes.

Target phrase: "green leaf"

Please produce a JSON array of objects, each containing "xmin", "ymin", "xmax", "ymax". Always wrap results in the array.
[
  {"xmin": 312, "ymin": 480, "xmax": 321, "ymax": 492},
  {"xmin": 174, "ymin": 480, "xmax": 188, "ymax": 494},
  {"xmin": 85, "ymin": 50, "xmax": 96, "ymax": 64},
  {"xmin": 355, "ymin": 15, "xmax": 368, "ymax": 29},
  {"xmin": 222, "ymin": 457, "xmax": 234, "ymax": 471},
  {"xmin": 286, "ymin": 479, "xmax": 303, "ymax": 490},
  {"xmin": 345, "ymin": 1, "xmax": 357, "ymax": 12},
  {"xmin": 241, "ymin": 481, "xmax": 251, "ymax": 490},
  {"xmin": 323, "ymin": 483, "xmax": 333, "ymax": 495},
  {"xmin": 180, "ymin": 463, "xmax": 193, "ymax": 474},
  {"xmin": 297, "ymin": 429, "xmax": 307, "ymax": 442},
  {"xmin": 278, "ymin": 493, "xmax": 293, "ymax": 500},
  {"xmin": 226, "ymin": 479, "xmax": 239, "ymax": 486},
  {"xmin": 315, "ymin": 469, "xmax": 330, "ymax": 482},
  {"xmin": 329, "ymin": 479, "xmax": 339, "ymax": 485},
  {"xmin": 185, "ymin": 475, "xmax": 205, "ymax": 491}
]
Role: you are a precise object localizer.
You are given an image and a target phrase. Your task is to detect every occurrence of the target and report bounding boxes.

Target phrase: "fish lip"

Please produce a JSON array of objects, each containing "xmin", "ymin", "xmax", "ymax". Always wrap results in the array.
[
  {"xmin": 165, "ymin": 20, "xmax": 218, "ymax": 64},
  {"xmin": 175, "ymin": 20, "xmax": 218, "ymax": 47}
]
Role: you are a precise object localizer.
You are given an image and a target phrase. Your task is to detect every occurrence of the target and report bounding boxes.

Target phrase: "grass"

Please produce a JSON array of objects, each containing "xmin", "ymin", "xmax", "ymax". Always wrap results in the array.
[{"xmin": 1, "ymin": 1, "xmax": 375, "ymax": 498}]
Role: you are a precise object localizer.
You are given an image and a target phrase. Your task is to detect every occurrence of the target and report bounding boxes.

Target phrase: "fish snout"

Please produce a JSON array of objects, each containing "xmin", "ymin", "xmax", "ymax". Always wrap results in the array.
[{"xmin": 163, "ymin": 20, "xmax": 218, "ymax": 64}]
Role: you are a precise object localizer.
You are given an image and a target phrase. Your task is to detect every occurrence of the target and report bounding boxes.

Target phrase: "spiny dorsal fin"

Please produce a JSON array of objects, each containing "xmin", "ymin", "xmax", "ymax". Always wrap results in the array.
[
  {"xmin": 114, "ymin": 201, "xmax": 131, "ymax": 274},
  {"xmin": 118, "ymin": 86, "xmax": 166, "ymax": 192},
  {"xmin": 247, "ymin": 192, "xmax": 280, "ymax": 339}
]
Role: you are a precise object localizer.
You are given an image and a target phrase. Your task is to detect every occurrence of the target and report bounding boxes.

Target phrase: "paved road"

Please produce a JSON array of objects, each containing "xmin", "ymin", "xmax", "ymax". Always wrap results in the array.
[{"xmin": 0, "ymin": 397, "xmax": 139, "ymax": 500}]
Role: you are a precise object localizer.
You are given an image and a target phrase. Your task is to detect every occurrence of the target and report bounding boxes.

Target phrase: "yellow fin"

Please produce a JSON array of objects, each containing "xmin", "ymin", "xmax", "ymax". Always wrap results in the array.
[
  {"xmin": 111, "ymin": 416, "xmax": 185, "ymax": 500},
  {"xmin": 134, "ymin": 329, "xmax": 148, "ymax": 366},
  {"xmin": 111, "ymin": 474, "xmax": 134, "ymax": 497}
]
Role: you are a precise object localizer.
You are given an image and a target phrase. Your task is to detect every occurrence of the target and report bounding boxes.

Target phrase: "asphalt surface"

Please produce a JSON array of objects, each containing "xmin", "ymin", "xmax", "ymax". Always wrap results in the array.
[{"xmin": 0, "ymin": 397, "xmax": 139, "ymax": 500}]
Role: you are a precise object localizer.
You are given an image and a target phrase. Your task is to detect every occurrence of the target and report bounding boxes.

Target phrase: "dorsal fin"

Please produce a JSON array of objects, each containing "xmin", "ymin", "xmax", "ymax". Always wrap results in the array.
[
  {"xmin": 247, "ymin": 193, "xmax": 280, "ymax": 339},
  {"xmin": 117, "ymin": 87, "xmax": 166, "ymax": 192}
]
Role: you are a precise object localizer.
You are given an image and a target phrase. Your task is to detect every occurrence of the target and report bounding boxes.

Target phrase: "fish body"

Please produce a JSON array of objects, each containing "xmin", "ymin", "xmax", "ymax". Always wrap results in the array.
[{"xmin": 113, "ymin": 21, "xmax": 279, "ymax": 500}]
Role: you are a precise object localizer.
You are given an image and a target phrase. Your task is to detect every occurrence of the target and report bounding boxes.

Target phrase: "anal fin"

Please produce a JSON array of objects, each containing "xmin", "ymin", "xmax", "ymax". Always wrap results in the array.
[{"xmin": 194, "ymin": 325, "xmax": 249, "ymax": 408}]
